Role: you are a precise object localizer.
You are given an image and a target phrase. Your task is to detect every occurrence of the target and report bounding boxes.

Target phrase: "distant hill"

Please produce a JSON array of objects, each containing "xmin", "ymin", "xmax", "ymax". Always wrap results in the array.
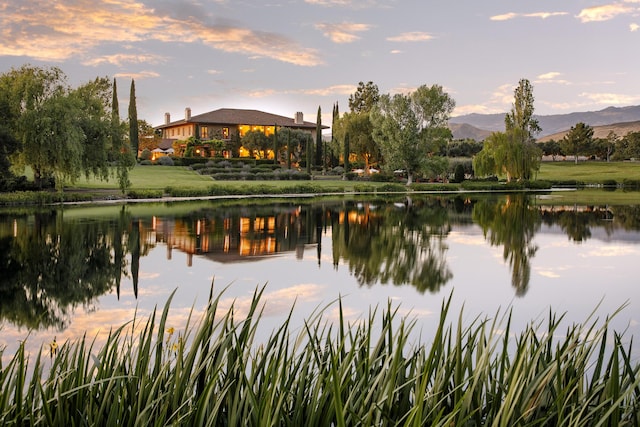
[
  {"xmin": 537, "ymin": 120, "xmax": 640, "ymax": 142},
  {"xmin": 449, "ymin": 105, "xmax": 640, "ymax": 139},
  {"xmin": 449, "ymin": 123, "xmax": 493, "ymax": 141}
]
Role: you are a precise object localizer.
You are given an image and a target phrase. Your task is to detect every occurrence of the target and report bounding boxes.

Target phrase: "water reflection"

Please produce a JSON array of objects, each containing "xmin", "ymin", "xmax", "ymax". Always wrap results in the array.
[{"xmin": 2, "ymin": 194, "xmax": 640, "ymax": 331}]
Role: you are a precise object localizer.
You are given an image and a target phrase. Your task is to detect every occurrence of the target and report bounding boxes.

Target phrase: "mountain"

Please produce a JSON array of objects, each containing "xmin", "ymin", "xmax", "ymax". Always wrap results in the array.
[
  {"xmin": 449, "ymin": 105, "xmax": 640, "ymax": 139},
  {"xmin": 449, "ymin": 123, "xmax": 493, "ymax": 141},
  {"xmin": 537, "ymin": 120, "xmax": 640, "ymax": 142}
]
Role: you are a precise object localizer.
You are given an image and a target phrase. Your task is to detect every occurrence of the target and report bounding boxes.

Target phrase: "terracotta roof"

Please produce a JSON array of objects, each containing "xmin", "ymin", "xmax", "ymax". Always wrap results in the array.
[{"xmin": 156, "ymin": 108, "xmax": 328, "ymax": 129}]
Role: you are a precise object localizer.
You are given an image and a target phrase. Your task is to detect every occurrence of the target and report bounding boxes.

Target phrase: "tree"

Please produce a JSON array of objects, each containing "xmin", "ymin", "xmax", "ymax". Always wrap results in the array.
[
  {"xmin": 348, "ymin": 81, "xmax": 380, "ymax": 113},
  {"xmin": 128, "ymin": 79, "xmax": 138, "ymax": 160},
  {"xmin": 242, "ymin": 130, "xmax": 270, "ymax": 158},
  {"xmin": 371, "ymin": 84, "xmax": 455, "ymax": 184},
  {"xmin": 334, "ymin": 111, "xmax": 380, "ymax": 173},
  {"xmin": 315, "ymin": 106, "xmax": 323, "ymax": 169},
  {"xmin": 505, "ymin": 78, "xmax": 541, "ymax": 141},
  {"xmin": 561, "ymin": 122, "xmax": 594, "ymax": 164},
  {"xmin": 474, "ymin": 78, "xmax": 542, "ymax": 181},
  {"xmin": 540, "ymin": 139, "xmax": 562, "ymax": 161},
  {"xmin": 112, "ymin": 78, "xmax": 134, "ymax": 194}
]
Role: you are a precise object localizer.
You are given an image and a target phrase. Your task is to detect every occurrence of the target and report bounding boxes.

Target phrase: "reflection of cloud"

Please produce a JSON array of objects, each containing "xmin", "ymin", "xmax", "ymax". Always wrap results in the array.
[
  {"xmin": 1, "ymin": 0, "xmax": 322, "ymax": 66},
  {"xmin": 582, "ymin": 246, "xmax": 639, "ymax": 258},
  {"xmin": 537, "ymin": 270, "xmax": 562, "ymax": 278},
  {"xmin": 387, "ymin": 32, "xmax": 434, "ymax": 42},
  {"xmin": 448, "ymin": 231, "xmax": 487, "ymax": 246},
  {"xmin": 138, "ymin": 272, "xmax": 161, "ymax": 280},
  {"xmin": 315, "ymin": 22, "xmax": 372, "ymax": 43},
  {"xmin": 216, "ymin": 284, "xmax": 325, "ymax": 318}
]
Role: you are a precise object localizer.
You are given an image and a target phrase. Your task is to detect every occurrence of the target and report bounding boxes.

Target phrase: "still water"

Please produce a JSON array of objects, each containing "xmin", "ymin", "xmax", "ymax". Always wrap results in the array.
[{"xmin": 1, "ymin": 193, "xmax": 639, "ymax": 363}]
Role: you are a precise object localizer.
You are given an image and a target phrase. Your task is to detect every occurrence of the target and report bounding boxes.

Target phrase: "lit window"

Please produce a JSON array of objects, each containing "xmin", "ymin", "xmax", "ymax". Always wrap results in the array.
[
  {"xmin": 201, "ymin": 126, "xmax": 208, "ymax": 139},
  {"xmin": 222, "ymin": 127, "xmax": 229, "ymax": 138}
]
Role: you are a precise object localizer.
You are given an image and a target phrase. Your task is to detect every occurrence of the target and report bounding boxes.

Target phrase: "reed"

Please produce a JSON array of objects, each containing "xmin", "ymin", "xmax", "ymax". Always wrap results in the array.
[{"xmin": 1, "ymin": 286, "xmax": 638, "ymax": 426}]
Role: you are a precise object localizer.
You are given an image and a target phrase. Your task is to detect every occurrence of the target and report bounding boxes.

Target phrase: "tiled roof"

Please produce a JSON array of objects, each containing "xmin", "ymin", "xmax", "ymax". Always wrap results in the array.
[{"xmin": 156, "ymin": 108, "xmax": 328, "ymax": 129}]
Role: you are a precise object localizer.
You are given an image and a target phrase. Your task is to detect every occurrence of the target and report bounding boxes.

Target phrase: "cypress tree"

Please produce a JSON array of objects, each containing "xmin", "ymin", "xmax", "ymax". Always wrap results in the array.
[
  {"xmin": 128, "ymin": 79, "xmax": 138, "ymax": 159},
  {"xmin": 315, "ymin": 106, "xmax": 322, "ymax": 168},
  {"xmin": 273, "ymin": 124, "xmax": 278, "ymax": 165}
]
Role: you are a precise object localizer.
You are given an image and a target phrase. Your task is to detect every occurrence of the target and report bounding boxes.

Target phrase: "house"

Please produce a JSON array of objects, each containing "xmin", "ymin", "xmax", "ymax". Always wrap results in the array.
[{"xmin": 155, "ymin": 107, "xmax": 327, "ymax": 158}]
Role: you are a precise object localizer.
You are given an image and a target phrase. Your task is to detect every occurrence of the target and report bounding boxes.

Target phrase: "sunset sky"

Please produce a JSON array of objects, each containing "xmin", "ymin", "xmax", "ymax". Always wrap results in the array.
[{"xmin": 1, "ymin": 0, "xmax": 639, "ymax": 129}]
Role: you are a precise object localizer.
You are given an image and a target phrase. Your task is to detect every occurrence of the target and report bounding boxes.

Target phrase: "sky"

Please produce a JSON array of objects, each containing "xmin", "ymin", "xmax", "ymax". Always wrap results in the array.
[{"xmin": 1, "ymin": 0, "xmax": 639, "ymax": 130}]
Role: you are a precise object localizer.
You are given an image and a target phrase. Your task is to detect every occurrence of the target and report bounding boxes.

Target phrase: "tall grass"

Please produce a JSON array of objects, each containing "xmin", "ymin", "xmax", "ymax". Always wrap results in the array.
[{"xmin": 1, "ymin": 285, "xmax": 638, "ymax": 426}]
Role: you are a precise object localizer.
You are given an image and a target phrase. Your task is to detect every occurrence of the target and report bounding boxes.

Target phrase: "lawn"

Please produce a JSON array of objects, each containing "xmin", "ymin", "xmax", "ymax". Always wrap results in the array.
[
  {"xmin": 537, "ymin": 160, "xmax": 640, "ymax": 183},
  {"xmin": 71, "ymin": 161, "xmax": 640, "ymax": 192}
]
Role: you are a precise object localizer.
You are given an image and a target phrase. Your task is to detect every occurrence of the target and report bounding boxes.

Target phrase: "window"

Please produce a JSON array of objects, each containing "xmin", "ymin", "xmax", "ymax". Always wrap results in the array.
[
  {"xmin": 201, "ymin": 126, "xmax": 208, "ymax": 139},
  {"xmin": 222, "ymin": 127, "xmax": 229, "ymax": 138}
]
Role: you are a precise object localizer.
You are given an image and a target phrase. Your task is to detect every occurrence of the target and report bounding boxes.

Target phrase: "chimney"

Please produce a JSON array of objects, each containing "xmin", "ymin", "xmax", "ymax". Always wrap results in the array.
[
  {"xmin": 185, "ymin": 107, "xmax": 191, "ymax": 121},
  {"xmin": 294, "ymin": 111, "xmax": 303, "ymax": 125},
  {"xmin": 164, "ymin": 112, "xmax": 171, "ymax": 125}
]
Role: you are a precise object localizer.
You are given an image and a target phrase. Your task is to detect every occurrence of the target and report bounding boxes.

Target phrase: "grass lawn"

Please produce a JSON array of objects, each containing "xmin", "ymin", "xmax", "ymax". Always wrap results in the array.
[
  {"xmin": 70, "ymin": 165, "xmax": 389, "ymax": 193},
  {"xmin": 537, "ymin": 161, "xmax": 640, "ymax": 183},
  {"xmin": 72, "ymin": 165, "xmax": 214, "ymax": 190}
]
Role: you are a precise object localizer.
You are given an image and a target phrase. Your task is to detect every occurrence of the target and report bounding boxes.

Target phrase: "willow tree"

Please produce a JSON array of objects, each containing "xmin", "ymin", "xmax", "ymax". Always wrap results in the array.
[
  {"xmin": 474, "ymin": 129, "xmax": 541, "ymax": 181},
  {"xmin": 474, "ymin": 78, "xmax": 542, "ymax": 181}
]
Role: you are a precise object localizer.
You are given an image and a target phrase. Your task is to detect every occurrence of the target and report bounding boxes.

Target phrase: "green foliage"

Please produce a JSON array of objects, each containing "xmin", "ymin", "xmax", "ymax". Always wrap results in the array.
[
  {"xmin": 474, "ymin": 79, "xmax": 543, "ymax": 182},
  {"xmin": 139, "ymin": 148, "xmax": 152, "ymax": 161},
  {"xmin": 242, "ymin": 130, "xmax": 270, "ymax": 158},
  {"xmin": 504, "ymin": 78, "xmax": 541, "ymax": 140},
  {"xmin": 348, "ymin": 81, "xmax": 380, "ymax": 113},
  {"xmin": 371, "ymin": 84, "xmax": 455, "ymax": 185},
  {"xmin": 453, "ymin": 163, "xmax": 465, "ymax": 183},
  {"xmin": 128, "ymin": 79, "xmax": 138, "ymax": 158},
  {"xmin": 561, "ymin": 122, "xmax": 594, "ymax": 164},
  {"xmin": 7, "ymin": 286, "xmax": 635, "ymax": 426}
]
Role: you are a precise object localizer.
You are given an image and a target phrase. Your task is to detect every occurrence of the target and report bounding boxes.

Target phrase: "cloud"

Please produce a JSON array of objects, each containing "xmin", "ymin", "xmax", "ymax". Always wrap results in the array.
[
  {"xmin": 535, "ymin": 71, "xmax": 570, "ymax": 85},
  {"xmin": 83, "ymin": 53, "xmax": 166, "ymax": 67},
  {"xmin": 247, "ymin": 84, "xmax": 356, "ymax": 98},
  {"xmin": 490, "ymin": 11, "xmax": 568, "ymax": 21},
  {"xmin": 387, "ymin": 31, "xmax": 434, "ymax": 42},
  {"xmin": 577, "ymin": 3, "xmax": 636, "ymax": 23},
  {"xmin": 631, "ymin": 22, "xmax": 640, "ymax": 30},
  {"xmin": 579, "ymin": 91, "xmax": 640, "ymax": 105},
  {"xmin": 0, "ymin": 0, "xmax": 323, "ymax": 66},
  {"xmin": 304, "ymin": 0, "xmax": 378, "ymax": 7},
  {"xmin": 114, "ymin": 71, "xmax": 161, "ymax": 80},
  {"xmin": 315, "ymin": 22, "xmax": 372, "ymax": 43}
]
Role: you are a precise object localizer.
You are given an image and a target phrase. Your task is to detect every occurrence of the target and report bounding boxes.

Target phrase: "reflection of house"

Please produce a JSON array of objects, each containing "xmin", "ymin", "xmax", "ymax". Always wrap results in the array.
[
  {"xmin": 148, "ymin": 210, "xmax": 319, "ymax": 266},
  {"xmin": 154, "ymin": 108, "xmax": 327, "ymax": 157}
]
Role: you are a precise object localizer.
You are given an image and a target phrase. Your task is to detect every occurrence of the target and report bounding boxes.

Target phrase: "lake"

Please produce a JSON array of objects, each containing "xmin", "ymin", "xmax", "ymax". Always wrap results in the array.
[{"xmin": 1, "ymin": 192, "xmax": 639, "ymax": 364}]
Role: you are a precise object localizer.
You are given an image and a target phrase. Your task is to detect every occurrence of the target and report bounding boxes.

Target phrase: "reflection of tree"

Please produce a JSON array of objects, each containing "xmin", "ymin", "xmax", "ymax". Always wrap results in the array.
[
  {"xmin": 473, "ymin": 195, "xmax": 540, "ymax": 296},
  {"xmin": 331, "ymin": 198, "xmax": 453, "ymax": 293},
  {"xmin": 0, "ymin": 209, "xmax": 139, "ymax": 330}
]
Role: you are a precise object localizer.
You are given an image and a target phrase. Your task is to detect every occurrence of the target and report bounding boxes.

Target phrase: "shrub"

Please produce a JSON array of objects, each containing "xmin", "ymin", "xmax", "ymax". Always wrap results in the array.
[
  {"xmin": 453, "ymin": 163, "xmax": 466, "ymax": 183},
  {"xmin": 155, "ymin": 156, "xmax": 174, "ymax": 166},
  {"xmin": 139, "ymin": 148, "xmax": 152, "ymax": 161}
]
